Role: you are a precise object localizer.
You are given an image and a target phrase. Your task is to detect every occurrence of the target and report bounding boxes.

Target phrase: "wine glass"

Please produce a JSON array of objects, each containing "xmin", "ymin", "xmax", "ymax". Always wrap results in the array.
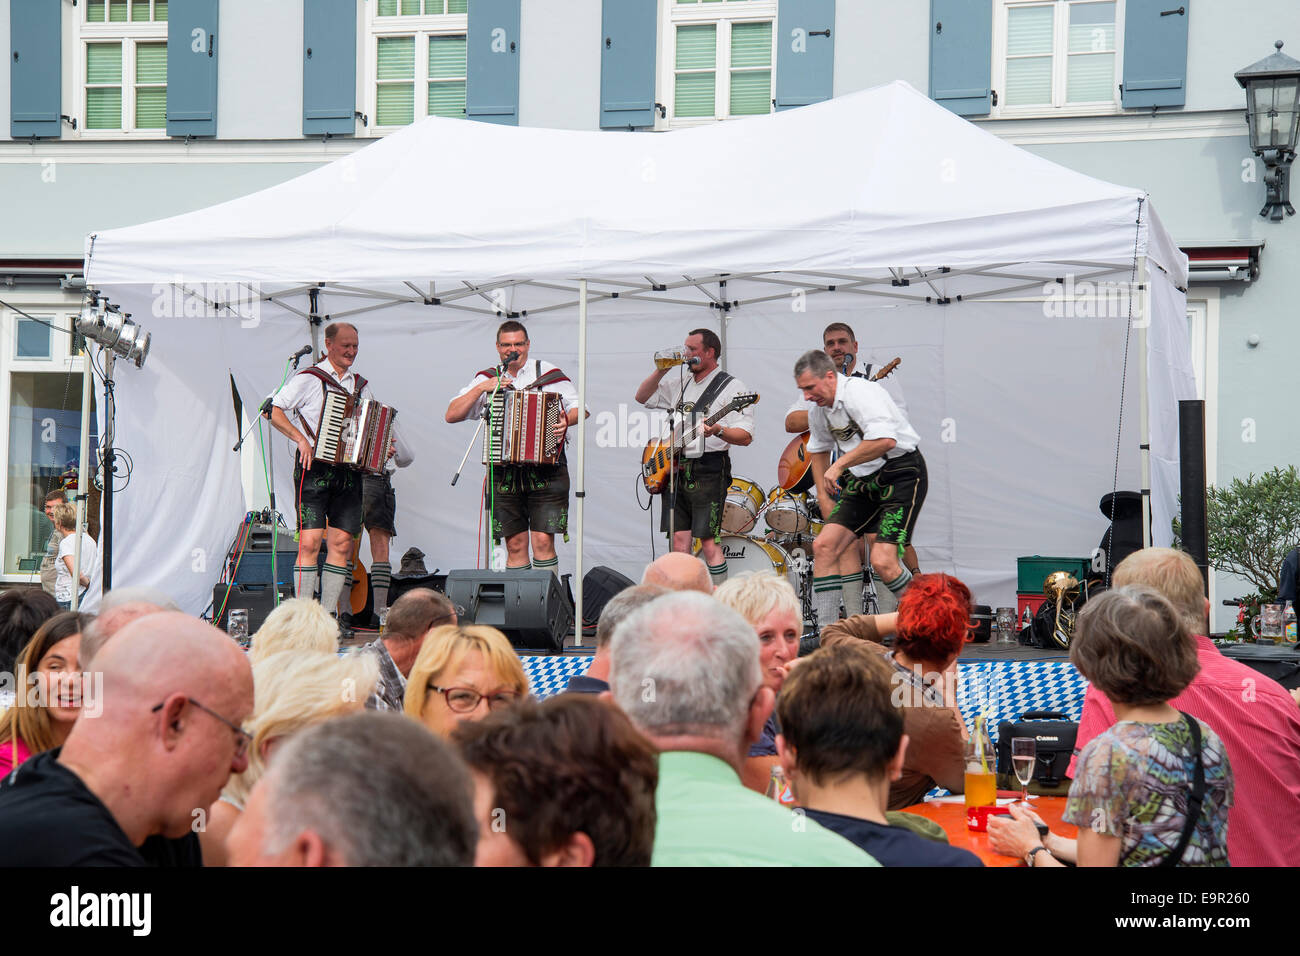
[{"xmin": 1011, "ymin": 737, "xmax": 1036, "ymax": 805}]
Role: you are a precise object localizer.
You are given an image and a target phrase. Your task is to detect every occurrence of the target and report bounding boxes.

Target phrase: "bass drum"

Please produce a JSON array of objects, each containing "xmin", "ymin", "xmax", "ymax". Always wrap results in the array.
[
  {"xmin": 722, "ymin": 476, "xmax": 765, "ymax": 534},
  {"xmin": 699, "ymin": 535, "xmax": 798, "ymax": 592}
]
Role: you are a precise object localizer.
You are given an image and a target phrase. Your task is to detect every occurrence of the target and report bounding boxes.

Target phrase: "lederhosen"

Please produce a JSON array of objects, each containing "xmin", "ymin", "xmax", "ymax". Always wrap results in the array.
[
  {"xmin": 822, "ymin": 396, "xmax": 927, "ymax": 546},
  {"xmin": 484, "ymin": 361, "xmax": 572, "ymax": 542},
  {"xmin": 292, "ymin": 367, "xmax": 366, "ymax": 535},
  {"xmin": 662, "ymin": 370, "xmax": 734, "ymax": 539}
]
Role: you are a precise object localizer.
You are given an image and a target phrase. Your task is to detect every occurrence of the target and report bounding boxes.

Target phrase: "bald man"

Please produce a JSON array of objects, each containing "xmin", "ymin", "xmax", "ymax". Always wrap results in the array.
[
  {"xmin": 0, "ymin": 613, "xmax": 253, "ymax": 866},
  {"xmin": 641, "ymin": 553, "xmax": 713, "ymax": 594}
]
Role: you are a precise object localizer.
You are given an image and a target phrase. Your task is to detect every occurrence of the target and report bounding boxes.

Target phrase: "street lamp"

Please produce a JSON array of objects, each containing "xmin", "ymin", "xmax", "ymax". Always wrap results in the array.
[{"xmin": 1235, "ymin": 40, "xmax": 1300, "ymax": 221}]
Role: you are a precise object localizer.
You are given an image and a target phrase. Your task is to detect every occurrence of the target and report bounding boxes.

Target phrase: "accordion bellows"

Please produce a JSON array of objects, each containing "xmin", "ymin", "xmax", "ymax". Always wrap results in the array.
[{"xmin": 483, "ymin": 389, "xmax": 563, "ymax": 466}]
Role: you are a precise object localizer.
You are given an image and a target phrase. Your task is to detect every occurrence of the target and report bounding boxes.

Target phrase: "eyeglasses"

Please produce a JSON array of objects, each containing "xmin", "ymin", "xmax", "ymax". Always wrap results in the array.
[
  {"xmin": 151, "ymin": 696, "xmax": 253, "ymax": 759},
  {"xmin": 427, "ymin": 684, "xmax": 520, "ymax": 714},
  {"xmin": 424, "ymin": 606, "xmax": 465, "ymax": 632}
]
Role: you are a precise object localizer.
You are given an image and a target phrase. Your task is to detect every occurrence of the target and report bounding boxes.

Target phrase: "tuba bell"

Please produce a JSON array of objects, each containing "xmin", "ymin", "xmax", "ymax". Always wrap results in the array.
[{"xmin": 1042, "ymin": 572, "xmax": 1081, "ymax": 650}]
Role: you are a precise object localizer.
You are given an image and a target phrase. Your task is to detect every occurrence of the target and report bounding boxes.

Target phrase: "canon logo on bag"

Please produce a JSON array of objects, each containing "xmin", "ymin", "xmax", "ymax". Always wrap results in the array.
[{"xmin": 1035, "ymin": 735, "xmax": 1060, "ymax": 742}]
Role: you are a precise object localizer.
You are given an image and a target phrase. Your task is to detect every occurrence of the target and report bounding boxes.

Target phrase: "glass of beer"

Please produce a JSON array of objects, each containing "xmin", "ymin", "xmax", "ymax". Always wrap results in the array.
[{"xmin": 654, "ymin": 348, "xmax": 686, "ymax": 369}]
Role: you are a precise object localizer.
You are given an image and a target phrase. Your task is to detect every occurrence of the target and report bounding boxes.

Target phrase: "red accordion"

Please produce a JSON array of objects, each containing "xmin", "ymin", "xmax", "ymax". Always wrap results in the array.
[
  {"xmin": 314, "ymin": 392, "xmax": 397, "ymax": 475},
  {"xmin": 483, "ymin": 389, "xmax": 563, "ymax": 466}
]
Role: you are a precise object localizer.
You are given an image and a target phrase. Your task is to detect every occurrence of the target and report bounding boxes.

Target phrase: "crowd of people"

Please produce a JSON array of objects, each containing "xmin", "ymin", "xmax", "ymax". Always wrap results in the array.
[{"xmin": 0, "ymin": 547, "xmax": 1297, "ymax": 867}]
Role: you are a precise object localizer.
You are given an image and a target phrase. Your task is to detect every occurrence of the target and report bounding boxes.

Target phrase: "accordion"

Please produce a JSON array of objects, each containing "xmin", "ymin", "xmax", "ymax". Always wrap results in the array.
[
  {"xmin": 483, "ymin": 389, "xmax": 563, "ymax": 466},
  {"xmin": 314, "ymin": 391, "xmax": 397, "ymax": 475}
]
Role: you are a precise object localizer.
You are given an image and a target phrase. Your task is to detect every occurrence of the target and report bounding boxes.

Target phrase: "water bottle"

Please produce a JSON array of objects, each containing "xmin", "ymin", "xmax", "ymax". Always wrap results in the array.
[{"xmin": 1285, "ymin": 601, "xmax": 1297, "ymax": 645}]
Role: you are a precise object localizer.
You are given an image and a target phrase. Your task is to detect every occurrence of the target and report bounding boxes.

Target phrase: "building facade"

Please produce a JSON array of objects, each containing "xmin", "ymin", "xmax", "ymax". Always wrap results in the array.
[{"xmin": 2, "ymin": 0, "xmax": 1296, "ymax": 628}]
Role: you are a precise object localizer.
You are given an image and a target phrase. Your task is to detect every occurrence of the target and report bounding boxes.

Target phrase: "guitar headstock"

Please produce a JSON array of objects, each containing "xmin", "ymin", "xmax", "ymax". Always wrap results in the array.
[{"xmin": 731, "ymin": 392, "xmax": 760, "ymax": 410}]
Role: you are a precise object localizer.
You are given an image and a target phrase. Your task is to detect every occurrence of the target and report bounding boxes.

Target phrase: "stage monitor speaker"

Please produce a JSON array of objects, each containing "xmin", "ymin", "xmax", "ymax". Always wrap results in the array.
[
  {"xmin": 213, "ymin": 582, "xmax": 295, "ymax": 634},
  {"xmin": 582, "ymin": 566, "xmax": 636, "ymax": 628},
  {"xmin": 228, "ymin": 521, "xmax": 299, "ymax": 589},
  {"xmin": 444, "ymin": 569, "xmax": 573, "ymax": 652}
]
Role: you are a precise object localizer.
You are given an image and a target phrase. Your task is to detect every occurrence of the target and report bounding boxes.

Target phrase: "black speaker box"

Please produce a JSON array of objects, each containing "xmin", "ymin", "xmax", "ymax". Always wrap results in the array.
[
  {"xmin": 582, "ymin": 566, "xmax": 636, "ymax": 627},
  {"xmin": 444, "ymin": 569, "xmax": 573, "ymax": 652},
  {"xmin": 213, "ymin": 582, "xmax": 295, "ymax": 633},
  {"xmin": 390, "ymin": 572, "xmax": 448, "ymax": 604}
]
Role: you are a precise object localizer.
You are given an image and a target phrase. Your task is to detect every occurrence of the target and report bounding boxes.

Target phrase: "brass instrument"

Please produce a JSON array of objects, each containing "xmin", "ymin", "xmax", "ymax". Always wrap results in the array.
[{"xmin": 1043, "ymin": 571, "xmax": 1081, "ymax": 650}]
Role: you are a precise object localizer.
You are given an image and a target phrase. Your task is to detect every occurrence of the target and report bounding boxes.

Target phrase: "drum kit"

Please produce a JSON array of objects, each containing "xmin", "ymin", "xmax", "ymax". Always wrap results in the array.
[{"xmin": 718, "ymin": 476, "xmax": 879, "ymax": 627}]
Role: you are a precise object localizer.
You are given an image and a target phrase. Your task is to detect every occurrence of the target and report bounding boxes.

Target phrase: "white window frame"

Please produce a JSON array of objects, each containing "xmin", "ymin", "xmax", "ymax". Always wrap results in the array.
[
  {"xmin": 0, "ymin": 299, "xmax": 92, "ymax": 585},
  {"xmin": 71, "ymin": 0, "xmax": 168, "ymax": 139},
  {"xmin": 659, "ymin": 0, "xmax": 778, "ymax": 128},
  {"xmin": 364, "ymin": 2, "xmax": 468, "ymax": 136},
  {"xmin": 1185, "ymin": 291, "xmax": 1220, "ymax": 621},
  {"xmin": 992, "ymin": 0, "xmax": 1125, "ymax": 119}
]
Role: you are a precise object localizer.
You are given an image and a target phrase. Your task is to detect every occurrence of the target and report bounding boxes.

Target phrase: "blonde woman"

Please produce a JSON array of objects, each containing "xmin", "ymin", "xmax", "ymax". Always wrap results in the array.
[
  {"xmin": 714, "ymin": 572, "xmax": 802, "ymax": 792},
  {"xmin": 248, "ymin": 597, "xmax": 339, "ymax": 664},
  {"xmin": 404, "ymin": 625, "xmax": 528, "ymax": 737},
  {"xmin": 0, "ymin": 612, "xmax": 93, "ymax": 776},
  {"xmin": 202, "ymin": 649, "xmax": 377, "ymax": 866}
]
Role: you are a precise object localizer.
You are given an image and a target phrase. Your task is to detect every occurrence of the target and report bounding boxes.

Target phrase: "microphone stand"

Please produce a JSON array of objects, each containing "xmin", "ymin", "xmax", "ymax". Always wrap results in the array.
[
  {"xmin": 451, "ymin": 357, "xmax": 514, "ymax": 571},
  {"xmin": 233, "ymin": 347, "xmax": 308, "ymax": 608}
]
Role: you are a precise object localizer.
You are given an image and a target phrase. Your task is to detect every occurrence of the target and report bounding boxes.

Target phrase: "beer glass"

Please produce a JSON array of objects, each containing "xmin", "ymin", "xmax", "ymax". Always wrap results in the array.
[
  {"xmin": 227, "ymin": 608, "xmax": 249, "ymax": 649},
  {"xmin": 1253, "ymin": 603, "xmax": 1284, "ymax": 642},
  {"xmin": 996, "ymin": 606, "xmax": 1018, "ymax": 645},
  {"xmin": 654, "ymin": 348, "xmax": 686, "ymax": 370}
]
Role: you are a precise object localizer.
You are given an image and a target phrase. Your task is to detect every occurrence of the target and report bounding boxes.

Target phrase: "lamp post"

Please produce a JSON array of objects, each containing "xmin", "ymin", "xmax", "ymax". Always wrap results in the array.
[{"xmin": 1235, "ymin": 41, "xmax": 1300, "ymax": 221}]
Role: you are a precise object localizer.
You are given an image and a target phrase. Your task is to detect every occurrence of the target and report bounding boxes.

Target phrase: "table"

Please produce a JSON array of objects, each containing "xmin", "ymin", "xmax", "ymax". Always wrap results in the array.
[{"xmin": 900, "ymin": 794, "xmax": 1075, "ymax": 867}]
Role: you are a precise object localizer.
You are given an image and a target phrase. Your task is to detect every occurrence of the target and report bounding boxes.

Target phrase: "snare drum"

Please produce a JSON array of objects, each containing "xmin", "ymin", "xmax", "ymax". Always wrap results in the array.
[
  {"xmin": 765, "ymin": 486, "xmax": 811, "ymax": 534},
  {"xmin": 723, "ymin": 477, "xmax": 764, "ymax": 534},
  {"xmin": 698, "ymin": 535, "xmax": 798, "ymax": 591}
]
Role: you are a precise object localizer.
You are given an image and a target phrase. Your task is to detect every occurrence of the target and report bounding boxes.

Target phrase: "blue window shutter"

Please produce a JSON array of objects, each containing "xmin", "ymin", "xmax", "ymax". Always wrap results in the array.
[
  {"xmin": 929, "ymin": 0, "xmax": 992, "ymax": 116},
  {"xmin": 466, "ymin": 0, "xmax": 520, "ymax": 126},
  {"xmin": 167, "ymin": 0, "xmax": 220, "ymax": 137},
  {"xmin": 11, "ymin": 0, "xmax": 62, "ymax": 139},
  {"xmin": 1121, "ymin": 0, "xmax": 1188, "ymax": 109},
  {"xmin": 599, "ymin": 0, "xmax": 656, "ymax": 129},
  {"xmin": 774, "ymin": 0, "xmax": 835, "ymax": 111},
  {"xmin": 304, "ymin": 0, "xmax": 358, "ymax": 136}
]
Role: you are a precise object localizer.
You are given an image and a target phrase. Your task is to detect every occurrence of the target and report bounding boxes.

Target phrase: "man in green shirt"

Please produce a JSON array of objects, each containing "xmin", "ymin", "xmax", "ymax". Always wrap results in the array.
[{"xmin": 609, "ymin": 591, "xmax": 877, "ymax": 867}]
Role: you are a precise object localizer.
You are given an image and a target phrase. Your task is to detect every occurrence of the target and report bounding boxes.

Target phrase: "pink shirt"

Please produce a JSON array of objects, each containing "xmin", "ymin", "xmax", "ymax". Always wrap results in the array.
[
  {"xmin": 1070, "ymin": 635, "xmax": 1300, "ymax": 867},
  {"xmin": 0, "ymin": 737, "xmax": 32, "ymax": 777}
]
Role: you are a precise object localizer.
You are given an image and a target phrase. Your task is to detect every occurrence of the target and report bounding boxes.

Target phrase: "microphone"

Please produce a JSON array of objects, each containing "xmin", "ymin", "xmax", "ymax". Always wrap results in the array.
[
  {"xmin": 687, "ymin": 356, "xmax": 701, "ymax": 367},
  {"xmin": 841, "ymin": 352, "xmax": 854, "ymax": 374},
  {"xmin": 290, "ymin": 344, "xmax": 312, "ymax": 368},
  {"xmin": 504, "ymin": 350, "xmax": 521, "ymax": 364}
]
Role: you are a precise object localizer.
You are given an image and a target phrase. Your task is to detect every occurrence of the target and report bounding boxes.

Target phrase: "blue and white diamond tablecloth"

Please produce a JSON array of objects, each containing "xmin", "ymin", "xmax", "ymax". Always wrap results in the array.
[{"xmin": 523, "ymin": 655, "xmax": 1088, "ymax": 738}]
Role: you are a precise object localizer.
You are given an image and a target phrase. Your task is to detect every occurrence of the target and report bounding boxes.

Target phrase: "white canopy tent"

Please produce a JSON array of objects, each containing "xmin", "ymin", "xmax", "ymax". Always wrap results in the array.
[{"xmin": 83, "ymin": 81, "xmax": 1195, "ymax": 620}]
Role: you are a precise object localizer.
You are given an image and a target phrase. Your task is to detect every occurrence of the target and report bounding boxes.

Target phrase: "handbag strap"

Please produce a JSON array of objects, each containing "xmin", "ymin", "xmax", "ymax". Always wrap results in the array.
[{"xmin": 1160, "ymin": 711, "xmax": 1207, "ymax": 868}]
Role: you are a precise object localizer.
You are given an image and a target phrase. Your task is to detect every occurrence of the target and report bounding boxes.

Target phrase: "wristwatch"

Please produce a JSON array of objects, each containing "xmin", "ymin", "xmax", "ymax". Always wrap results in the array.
[{"xmin": 1026, "ymin": 845, "xmax": 1052, "ymax": 867}]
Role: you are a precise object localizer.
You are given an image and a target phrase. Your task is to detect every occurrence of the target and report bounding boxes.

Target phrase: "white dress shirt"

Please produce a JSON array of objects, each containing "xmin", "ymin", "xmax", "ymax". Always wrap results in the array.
[
  {"xmin": 644, "ymin": 366, "xmax": 755, "ymax": 458},
  {"xmin": 807, "ymin": 374, "xmax": 920, "ymax": 477}
]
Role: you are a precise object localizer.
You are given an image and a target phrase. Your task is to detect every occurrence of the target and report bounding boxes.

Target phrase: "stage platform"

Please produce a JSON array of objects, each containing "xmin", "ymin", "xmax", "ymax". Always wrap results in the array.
[{"xmin": 519, "ymin": 641, "xmax": 1088, "ymax": 736}]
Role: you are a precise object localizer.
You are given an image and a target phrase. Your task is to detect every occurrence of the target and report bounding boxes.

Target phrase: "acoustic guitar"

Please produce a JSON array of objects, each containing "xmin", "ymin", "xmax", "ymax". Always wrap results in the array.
[
  {"xmin": 641, "ymin": 392, "xmax": 760, "ymax": 495},
  {"xmin": 776, "ymin": 358, "xmax": 901, "ymax": 493}
]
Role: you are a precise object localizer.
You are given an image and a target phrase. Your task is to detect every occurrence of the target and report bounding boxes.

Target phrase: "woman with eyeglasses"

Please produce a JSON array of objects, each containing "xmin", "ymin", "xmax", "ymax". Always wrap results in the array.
[
  {"xmin": 404, "ymin": 625, "xmax": 529, "ymax": 737},
  {"xmin": 0, "ymin": 611, "xmax": 93, "ymax": 777}
]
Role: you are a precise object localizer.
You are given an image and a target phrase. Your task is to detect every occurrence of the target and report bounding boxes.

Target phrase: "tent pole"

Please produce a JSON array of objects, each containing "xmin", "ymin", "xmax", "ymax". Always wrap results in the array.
[
  {"xmin": 71, "ymin": 348, "xmax": 94, "ymax": 611},
  {"xmin": 574, "ymin": 279, "xmax": 588, "ymax": 647},
  {"xmin": 1137, "ymin": 255, "xmax": 1151, "ymax": 549}
]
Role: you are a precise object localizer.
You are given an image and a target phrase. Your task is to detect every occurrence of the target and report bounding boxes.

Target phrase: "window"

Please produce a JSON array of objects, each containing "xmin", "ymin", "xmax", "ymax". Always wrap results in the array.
[
  {"xmin": 664, "ymin": 0, "xmax": 776, "ymax": 124},
  {"xmin": 369, "ymin": 1, "xmax": 467, "ymax": 129},
  {"xmin": 79, "ymin": 0, "xmax": 168, "ymax": 135},
  {"xmin": 995, "ymin": 0, "xmax": 1122, "ymax": 115},
  {"xmin": 0, "ymin": 309, "xmax": 97, "ymax": 579}
]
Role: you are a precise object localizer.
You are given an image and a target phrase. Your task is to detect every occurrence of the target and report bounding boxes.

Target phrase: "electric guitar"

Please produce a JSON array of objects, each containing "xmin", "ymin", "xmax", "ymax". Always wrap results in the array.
[
  {"xmin": 641, "ymin": 392, "xmax": 760, "ymax": 495},
  {"xmin": 776, "ymin": 357, "xmax": 901, "ymax": 493}
]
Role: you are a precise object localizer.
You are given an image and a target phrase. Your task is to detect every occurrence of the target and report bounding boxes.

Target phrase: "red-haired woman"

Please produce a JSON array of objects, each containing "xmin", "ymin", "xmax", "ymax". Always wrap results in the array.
[{"xmin": 821, "ymin": 573, "xmax": 971, "ymax": 809}]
